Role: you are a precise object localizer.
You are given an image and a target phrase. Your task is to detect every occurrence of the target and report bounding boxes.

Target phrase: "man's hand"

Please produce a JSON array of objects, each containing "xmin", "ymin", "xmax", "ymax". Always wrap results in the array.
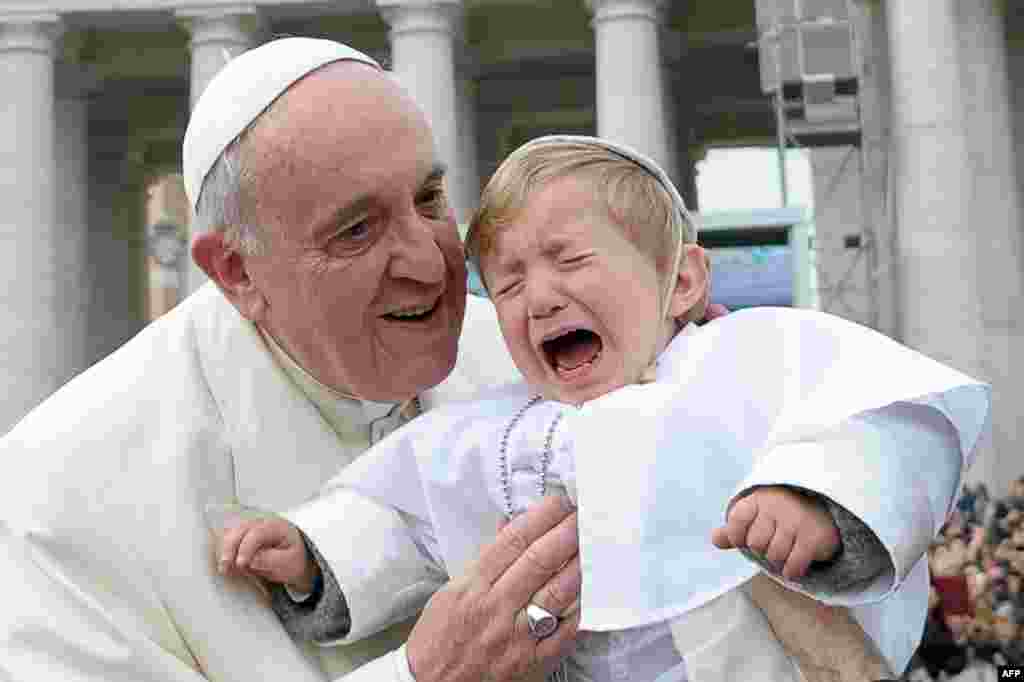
[
  {"xmin": 711, "ymin": 486, "xmax": 840, "ymax": 580},
  {"xmin": 218, "ymin": 516, "xmax": 319, "ymax": 594},
  {"xmin": 406, "ymin": 496, "xmax": 581, "ymax": 682}
]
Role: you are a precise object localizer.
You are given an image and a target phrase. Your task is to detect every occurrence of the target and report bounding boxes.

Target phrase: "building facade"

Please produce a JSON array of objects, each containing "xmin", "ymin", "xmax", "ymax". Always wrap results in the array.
[{"xmin": 1, "ymin": 0, "xmax": 1022, "ymax": 494}]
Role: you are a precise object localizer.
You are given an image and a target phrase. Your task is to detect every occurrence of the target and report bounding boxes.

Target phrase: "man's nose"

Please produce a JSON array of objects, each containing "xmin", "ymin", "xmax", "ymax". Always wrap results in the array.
[
  {"xmin": 526, "ymin": 276, "xmax": 567, "ymax": 319},
  {"xmin": 387, "ymin": 213, "xmax": 446, "ymax": 284}
]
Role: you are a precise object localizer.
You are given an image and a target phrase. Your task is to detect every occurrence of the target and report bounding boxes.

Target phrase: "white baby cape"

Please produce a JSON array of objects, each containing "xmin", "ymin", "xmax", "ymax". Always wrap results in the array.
[{"xmin": 333, "ymin": 307, "xmax": 990, "ymax": 675}]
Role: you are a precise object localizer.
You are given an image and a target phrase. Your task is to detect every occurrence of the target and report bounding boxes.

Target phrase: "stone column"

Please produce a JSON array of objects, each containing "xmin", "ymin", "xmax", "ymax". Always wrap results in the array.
[
  {"xmin": 956, "ymin": 0, "xmax": 1024, "ymax": 497},
  {"xmin": 885, "ymin": 0, "xmax": 995, "ymax": 488},
  {"xmin": 0, "ymin": 14, "xmax": 62, "ymax": 433},
  {"xmin": 658, "ymin": 9, "xmax": 680, "ymax": 186},
  {"xmin": 587, "ymin": 0, "xmax": 671, "ymax": 172},
  {"xmin": 177, "ymin": 6, "xmax": 259, "ymax": 292},
  {"xmin": 85, "ymin": 154, "xmax": 149, "ymax": 366},
  {"xmin": 54, "ymin": 83, "xmax": 92, "ymax": 382},
  {"xmin": 377, "ymin": 1, "xmax": 470, "ymax": 222},
  {"xmin": 1011, "ymin": 12, "xmax": 1024, "ymax": 204},
  {"xmin": 177, "ymin": 6, "xmax": 260, "ymax": 110},
  {"xmin": 851, "ymin": 0, "xmax": 897, "ymax": 338}
]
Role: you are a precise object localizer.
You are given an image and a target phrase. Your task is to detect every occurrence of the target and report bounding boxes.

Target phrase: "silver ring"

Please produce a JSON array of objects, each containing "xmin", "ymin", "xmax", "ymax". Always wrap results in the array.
[{"xmin": 525, "ymin": 603, "xmax": 559, "ymax": 640}]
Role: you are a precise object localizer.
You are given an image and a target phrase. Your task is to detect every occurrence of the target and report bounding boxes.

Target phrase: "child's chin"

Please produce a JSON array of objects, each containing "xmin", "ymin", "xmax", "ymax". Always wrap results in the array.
[{"xmin": 547, "ymin": 380, "xmax": 626, "ymax": 406}]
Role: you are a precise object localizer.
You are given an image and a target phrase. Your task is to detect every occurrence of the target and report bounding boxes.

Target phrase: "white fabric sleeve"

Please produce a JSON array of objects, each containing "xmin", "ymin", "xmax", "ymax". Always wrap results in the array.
[
  {"xmin": 286, "ymin": 488, "xmax": 446, "ymax": 645},
  {"xmin": 0, "ymin": 528, "xmax": 208, "ymax": 682},
  {"xmin": 730, "ymin": 402, "xmax": 961, "ymax": 606},
  {"xmin": 0, "ymin": 521, "xmax": 330, "ymax": 682}
]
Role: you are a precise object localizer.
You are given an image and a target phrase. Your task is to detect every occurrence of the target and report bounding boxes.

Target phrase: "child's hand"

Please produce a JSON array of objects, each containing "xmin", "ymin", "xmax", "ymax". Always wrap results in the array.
[
  {"xmin": 218, "ymin": 516, "xmax": 319, "ymax": 593},
  {"xmin": 710, "ymin": 486, "xmax": 840, "ymax": 581}
]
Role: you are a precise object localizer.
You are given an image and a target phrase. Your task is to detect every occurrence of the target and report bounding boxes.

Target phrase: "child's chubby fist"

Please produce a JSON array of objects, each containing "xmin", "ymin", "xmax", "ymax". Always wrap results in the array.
[
  {"xmin": 218, "ymin": 516, "xmax": 320, "ymax": 594},
  {"xmin": 711, "ymin": 486, "xmax": 841, "ymax": 581}
]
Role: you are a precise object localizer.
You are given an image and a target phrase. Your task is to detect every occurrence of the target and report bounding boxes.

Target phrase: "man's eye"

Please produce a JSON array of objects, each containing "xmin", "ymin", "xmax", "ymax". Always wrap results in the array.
[
  {"xmin": 417, "ymin": 187, "xmax": 448, "ymax": 218},
  {"xmin": 335, "ymin": 220, "xmax": 371, "ymax": 242},
  {"xmin": 561, "ymin": 254, "xmax": 590, "ymax": 266}
]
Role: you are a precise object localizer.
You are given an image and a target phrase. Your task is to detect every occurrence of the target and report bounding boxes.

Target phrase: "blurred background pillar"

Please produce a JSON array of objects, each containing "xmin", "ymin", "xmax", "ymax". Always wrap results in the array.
[
  {"xmin": 885, "ymin": 0, "xmax": 996, "ymax": 491},
  {"xmin": 956, "ymin": 0, "xmax": 1024, "ymax": 497},
  {"xmin": 0, "ymin": 14, "xmax": 63, "ymax": 434},
  {"xmin": 177, "ymin": 6, "xmax": 261, "ymax": 293},
  {"xmin": 378, "ymin": 0, "xmax": 474, "ymax": 223},
  {"xmin": 587, "ymin": 0, "xmax": 672, "ymax": 174}
]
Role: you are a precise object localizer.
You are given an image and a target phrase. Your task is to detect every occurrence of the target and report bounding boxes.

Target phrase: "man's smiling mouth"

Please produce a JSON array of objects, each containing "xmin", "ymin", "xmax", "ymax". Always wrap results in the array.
[
  {"xmin": 382, "ymin": 300, "xmax": 439, "ymax": 322},
  {"xmin": 541, "ymin": 328, "xmax": 604, "ymax": 377}
]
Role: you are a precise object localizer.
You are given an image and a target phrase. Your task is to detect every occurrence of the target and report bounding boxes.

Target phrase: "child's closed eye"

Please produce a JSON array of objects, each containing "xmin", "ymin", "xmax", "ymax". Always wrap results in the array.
[
  {"xmin": 560, "ymin": 253, "xmax": 592, "ymax": 266},
  {"xmin": 495, "ymin": 279, "xmax": 523, "ymax": 298}
]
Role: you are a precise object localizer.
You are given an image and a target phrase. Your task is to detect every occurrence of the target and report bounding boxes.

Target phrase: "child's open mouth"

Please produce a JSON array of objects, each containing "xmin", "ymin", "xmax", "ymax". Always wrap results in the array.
[{"xmin": 541, "ymin": 328, "xmax": 604, "ymax": 380}]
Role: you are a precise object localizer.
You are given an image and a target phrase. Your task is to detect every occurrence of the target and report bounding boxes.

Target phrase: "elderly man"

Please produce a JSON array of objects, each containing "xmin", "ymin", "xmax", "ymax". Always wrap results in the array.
[
  {"xmin": 0, "ymin": 37, "xmax": 980, "ymax": 682},
  {"xmin": 0, "ymin": 39, "xmax": 576, "ymax": 682}
]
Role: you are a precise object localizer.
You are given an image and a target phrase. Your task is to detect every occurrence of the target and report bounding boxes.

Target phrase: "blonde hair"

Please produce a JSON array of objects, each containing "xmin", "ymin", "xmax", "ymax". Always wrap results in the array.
[{"xmin": 465, "ymin": 136, "xmax": 705, "ymax": 322}]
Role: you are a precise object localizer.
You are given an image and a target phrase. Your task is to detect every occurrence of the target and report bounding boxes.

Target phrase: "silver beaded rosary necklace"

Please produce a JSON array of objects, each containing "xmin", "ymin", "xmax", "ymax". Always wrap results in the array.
[
  {"xmin": 497, "ymin": 396, "xmax": 566, "ymax": 519},
  {"xmin": 497, "ymin": 396, "xmax": 572, "ymax": 682}
]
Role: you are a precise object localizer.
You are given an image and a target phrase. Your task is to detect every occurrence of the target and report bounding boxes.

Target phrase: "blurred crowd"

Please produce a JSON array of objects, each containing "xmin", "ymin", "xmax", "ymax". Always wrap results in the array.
[{"xmin": 907, "ymin": 477, "xmax": 1024, "ymax": 679}]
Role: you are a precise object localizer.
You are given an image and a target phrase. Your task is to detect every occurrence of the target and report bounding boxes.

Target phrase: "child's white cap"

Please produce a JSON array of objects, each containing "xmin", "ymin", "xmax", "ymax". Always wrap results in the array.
[{"xmin": 514, "ymin": 135, "xmax": 698, "ymax": 244}]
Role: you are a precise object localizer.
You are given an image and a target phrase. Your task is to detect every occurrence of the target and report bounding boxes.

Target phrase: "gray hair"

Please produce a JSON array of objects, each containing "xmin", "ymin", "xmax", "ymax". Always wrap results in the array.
[{"xmin": 193, "ymin": 135, "xmax": 266, "ymax": 257}]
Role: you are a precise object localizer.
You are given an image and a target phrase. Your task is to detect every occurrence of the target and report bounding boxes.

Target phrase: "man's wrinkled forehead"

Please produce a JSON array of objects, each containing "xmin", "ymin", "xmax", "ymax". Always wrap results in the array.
[
  {"xmin": 247, "ymin": 61, "xmax": 409, "ymax": 145},
  {"xmin": 242, "ymin": 71, "xmax": 437, "ymax": 240}
]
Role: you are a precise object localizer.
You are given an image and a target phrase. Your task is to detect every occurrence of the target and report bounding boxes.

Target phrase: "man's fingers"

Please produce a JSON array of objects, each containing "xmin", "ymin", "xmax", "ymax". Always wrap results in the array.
[
  {"xmin": 476, "ymin": 496, "xmax": 576, "ymax": 587},
  {"xmin": 528, "ymin": 555, "xmax": 581, "ymax": 619},
  {"xmin": 493, "ymin": 504, "xmax": 579, "ymax": 608},
  {"xmin": 532, "ymin": 604, "xmax": 580, "ymax": 671},
  {"xmin": 506, "ymin": 598, "xmax": 580, "ymax": 677}
]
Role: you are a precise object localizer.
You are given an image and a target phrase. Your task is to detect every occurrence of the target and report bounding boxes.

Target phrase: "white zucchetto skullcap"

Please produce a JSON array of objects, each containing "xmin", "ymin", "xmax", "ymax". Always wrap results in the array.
[
  {"xmin": 517, "ymin": 135, "xmax": 697, "ymax": 242},
  {"xmin": 182, "ymin": 37, "xmax": 380, "ymax": 211}
]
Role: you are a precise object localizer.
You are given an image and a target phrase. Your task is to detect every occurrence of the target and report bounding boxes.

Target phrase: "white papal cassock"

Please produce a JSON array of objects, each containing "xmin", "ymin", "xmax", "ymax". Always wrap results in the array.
[
  {"xmin": 0, "ymin": 284, "xmax": 522, "ymax": 681},
  {"xmin": 289, "ymin": 307, "xmax": 989, "ymax": 681}
]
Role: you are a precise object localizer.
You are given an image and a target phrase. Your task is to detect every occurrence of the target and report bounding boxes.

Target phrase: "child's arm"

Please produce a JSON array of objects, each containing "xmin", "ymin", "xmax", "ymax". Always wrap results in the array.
[
  {"xmin": 712, "ymin": 486, "xmax": 841, "ymax": 580},
  {"xmin": 218, "ymin": 516, "xmax": 318, "ymax": 593},
  {"xmin": 715, "ymin": 403, "xmax": 962, "ymax": 605},
  {"xmin": 213, "ymin": 490, "xmax": 447, "ymax": 647},
  {"xmin": 215, "ymin": 517, "xmax": 356, "ymax": 642},
  {"xmin": 712, "ymin": 486, "xmax": 890, "ymax": 593},
  {"xmin": 707, "ymin": 487, "xmax": 894, "ymax": 682}
]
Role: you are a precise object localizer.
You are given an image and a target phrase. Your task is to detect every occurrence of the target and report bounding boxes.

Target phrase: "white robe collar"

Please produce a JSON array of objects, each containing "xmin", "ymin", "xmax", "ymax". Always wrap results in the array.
[
  {"xmin": 258, "ymin": 327, "xmax": 406, "ymax": 439},
  {"xmin": 188, "ymin": 286, "xmax": 373, "ymax": 511}
]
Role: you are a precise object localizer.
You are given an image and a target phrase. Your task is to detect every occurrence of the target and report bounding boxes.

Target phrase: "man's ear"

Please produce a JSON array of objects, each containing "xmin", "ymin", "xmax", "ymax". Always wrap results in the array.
[
  {"xmin": 667, "ymin": 244, "xmax": 710, "ymax": 323},
  {"xmin": 191, "ymin": 230, "xmax": 268, "ymax": 322}
]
